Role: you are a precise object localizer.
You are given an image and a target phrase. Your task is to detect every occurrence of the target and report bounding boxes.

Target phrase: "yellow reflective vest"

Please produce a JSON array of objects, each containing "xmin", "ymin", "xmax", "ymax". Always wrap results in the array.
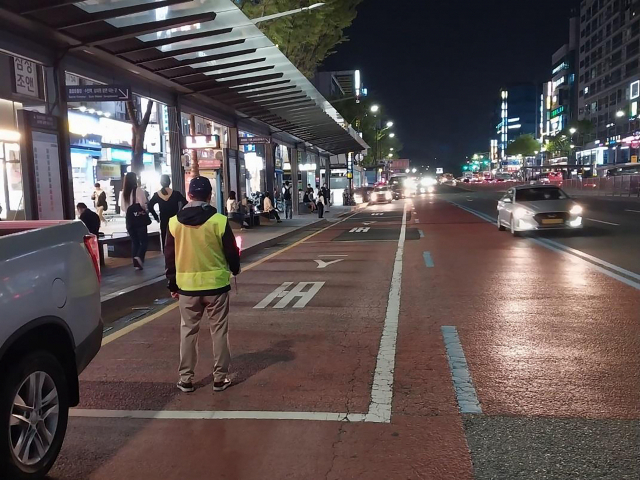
[{"xmin": 168, "ymin": 213, "xmax": 231, "ymax": 292}]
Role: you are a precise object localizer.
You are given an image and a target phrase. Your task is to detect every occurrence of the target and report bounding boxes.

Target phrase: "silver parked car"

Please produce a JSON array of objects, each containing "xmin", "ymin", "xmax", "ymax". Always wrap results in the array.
[
  {"xmin": 497, "ymin": 185, "xmax": 583, "ymax": 236},
  {"xmin": 0, "ymin": 221, "xmax": 102, "ymax": 479}
]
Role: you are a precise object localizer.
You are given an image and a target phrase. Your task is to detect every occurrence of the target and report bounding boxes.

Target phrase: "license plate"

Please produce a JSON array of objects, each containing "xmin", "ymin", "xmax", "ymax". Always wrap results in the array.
[{"xmin": 541, "ymin": 219, "xmax": 564, "ymax": 225}]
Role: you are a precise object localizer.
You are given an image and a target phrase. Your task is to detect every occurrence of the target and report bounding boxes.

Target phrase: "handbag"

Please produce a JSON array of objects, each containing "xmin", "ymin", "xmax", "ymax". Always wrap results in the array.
[{"xmin": 125, "ymin": 188, "xmax": 151, "ymax": 230}]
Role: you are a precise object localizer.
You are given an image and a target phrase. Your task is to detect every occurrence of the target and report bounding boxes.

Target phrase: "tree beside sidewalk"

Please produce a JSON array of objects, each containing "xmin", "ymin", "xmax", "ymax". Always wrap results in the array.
[
  {"xmin": 505, "ymin": 134, "xmax": 540, "ymax": 157},
  {"xmin": 238, "ymin": 0, "xmax": 363, "ymax": 77},
  {"xmin": 125, "ymin": 98, "xmax": 154, "ymax": 175}
]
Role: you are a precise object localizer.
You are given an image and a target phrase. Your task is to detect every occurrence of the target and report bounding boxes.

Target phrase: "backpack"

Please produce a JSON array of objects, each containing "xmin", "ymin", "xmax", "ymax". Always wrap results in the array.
[
  {"xmin": 125, "ymin": 188, "xmax": 151, "ymax": 230},
  {"xmin": 283, "ymin": 186, "xmax": 292, "ymax": 201}
]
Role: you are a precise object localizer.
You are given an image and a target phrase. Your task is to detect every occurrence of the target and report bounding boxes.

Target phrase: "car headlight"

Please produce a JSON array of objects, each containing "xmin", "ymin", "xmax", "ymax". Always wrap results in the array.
[
  {"xmin": 513, "ymin": 207, "xmax": 530, "ymax": 219},
  {"xmin": 354, "ymin": 194, "xmax": 363, "ymax": 203},
  {"xmin": 570, "ymin": 204, "xmax": 583, "ymax": 215},
  {"xmin": 385, "ymin": 192, "xmax": 392, "ymax": 200},
  {"xmin": 427, "ymin": 186, "xmax": 435, "ymax": 193}
]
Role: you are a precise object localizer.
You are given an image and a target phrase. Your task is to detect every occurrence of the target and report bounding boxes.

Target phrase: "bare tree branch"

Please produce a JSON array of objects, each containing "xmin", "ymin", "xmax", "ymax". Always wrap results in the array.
[
  {"xmin": 141, "ymin": 100, "xmax": 154, "ymax": 131},
  {"xmin": 125, "ymin": 99, "xmax": 140, "ymax": 130}
]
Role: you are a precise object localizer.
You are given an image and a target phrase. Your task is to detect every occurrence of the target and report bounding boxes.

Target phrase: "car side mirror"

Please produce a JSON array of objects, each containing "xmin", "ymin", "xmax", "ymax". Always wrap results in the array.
[{"xmin": 502, "ymin": 197, "xmax": 512, "ymax": 203}]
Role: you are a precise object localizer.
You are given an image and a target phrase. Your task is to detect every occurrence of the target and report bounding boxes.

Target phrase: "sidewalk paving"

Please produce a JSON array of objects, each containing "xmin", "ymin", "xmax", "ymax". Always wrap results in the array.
[{"xmin": 100, "ymin": 206, "xmax": 353, "ymax": 302}]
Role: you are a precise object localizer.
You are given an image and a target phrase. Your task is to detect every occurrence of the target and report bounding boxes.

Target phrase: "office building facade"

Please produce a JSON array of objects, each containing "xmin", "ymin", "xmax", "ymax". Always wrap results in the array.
[{"xmin": 577, "ymin": 0, "xmax": 640, "ymax": 169}]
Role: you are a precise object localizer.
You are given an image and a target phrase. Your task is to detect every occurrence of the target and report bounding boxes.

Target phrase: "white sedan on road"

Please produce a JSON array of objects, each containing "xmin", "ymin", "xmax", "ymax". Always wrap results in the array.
[{"xmin": 497, "ymin": 185, "xmax": 583, "ymax": 236}]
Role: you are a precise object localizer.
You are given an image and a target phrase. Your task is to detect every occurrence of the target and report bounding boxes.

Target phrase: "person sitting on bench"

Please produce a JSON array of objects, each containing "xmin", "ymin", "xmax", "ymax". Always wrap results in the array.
[
  {"xmin": 226, "ymin": 191, "xmax": 250, "ymax": 229},
  {"xmin": 263, "ymin": 192, "xmax": 282, "ymax": 223}
]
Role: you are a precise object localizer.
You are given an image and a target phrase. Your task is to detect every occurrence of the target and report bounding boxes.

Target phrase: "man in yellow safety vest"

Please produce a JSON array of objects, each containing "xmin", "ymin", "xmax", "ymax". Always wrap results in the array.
[{"xmin": 165, "ymin": 176, "xmax": 240, "ymax": 393}]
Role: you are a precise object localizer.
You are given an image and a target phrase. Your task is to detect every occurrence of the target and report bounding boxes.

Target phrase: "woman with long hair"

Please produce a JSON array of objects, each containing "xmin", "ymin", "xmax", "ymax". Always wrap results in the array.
[
  {"xmin": 119, "ymin": 171, "xmax": 149, "ymax": 270},
  {"xmin": 148, "ymin": 175, "xmax": 187, "ymax": 251}
]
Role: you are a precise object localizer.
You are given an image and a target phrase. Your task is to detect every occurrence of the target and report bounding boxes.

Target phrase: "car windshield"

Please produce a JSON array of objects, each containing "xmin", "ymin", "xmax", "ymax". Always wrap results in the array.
[{"xmin": 516, "ymin": 187, "xmax": 568, "ymax": 202}]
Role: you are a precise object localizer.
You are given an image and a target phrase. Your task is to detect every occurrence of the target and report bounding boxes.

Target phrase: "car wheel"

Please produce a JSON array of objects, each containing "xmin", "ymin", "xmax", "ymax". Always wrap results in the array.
[
  {"xmin": 510, "ymin": 216, "xmax": 521, "ymax": 237},
  {"xmin": 497, "ymin": 216, "xmax": 506, "ymax": 231},
  {"xmin": 0, "ymin": 351, "xmax": 69, "ymax": 480}
]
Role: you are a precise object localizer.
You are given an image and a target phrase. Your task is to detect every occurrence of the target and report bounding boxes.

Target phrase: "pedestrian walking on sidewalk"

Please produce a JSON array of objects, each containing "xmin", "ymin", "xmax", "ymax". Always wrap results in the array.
[
  {"xmin": 120, "ymin": 172, "xmax": 150, "ymax": 271},
  {"xmin": 91, "ymin": 183, "xmax": 108, "ymax": 225},
  {"xmin": 148, "ymin": 174, "xmax": 187, "ymax": 251},
  {"xmin": 165, "ymin": 176, "xmax": 241, "ymax": 394},
  {"xmin": 282, "ymin": 181, "xmax": 293, "ymax": 219},
  {"xmin": 263, "ymin": 191, "xmax": 282, "ymax": 222},
  {"xmin": 316, "ymin": 188, "xmax": 325, "ymax": 218}
]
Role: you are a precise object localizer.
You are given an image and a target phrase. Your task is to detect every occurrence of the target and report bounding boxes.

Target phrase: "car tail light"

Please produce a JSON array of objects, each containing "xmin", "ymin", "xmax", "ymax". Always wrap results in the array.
[{"xmin": 84, "ymin": 234, "xmax": 101, "ymax": 283}]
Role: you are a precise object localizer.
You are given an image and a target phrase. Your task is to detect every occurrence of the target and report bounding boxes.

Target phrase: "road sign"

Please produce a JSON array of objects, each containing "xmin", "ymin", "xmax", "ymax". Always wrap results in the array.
[
  {"xmin": 254, "ymin": 282, "xmax": 324, "ymax": 309},
  {"xmin": 239, "ymin": 136, "xmax": 271, "ymax": 145},
  {"xmin": 436, "ymin": 167, "xmax": 444, "ymax": 174},
  {"xmin": 349, "ymin": 227, "xmax": 370, "ymax": 233},
  {"xmin": 66, "ymin": 85, "xmax": 131, "ymax": 101}
]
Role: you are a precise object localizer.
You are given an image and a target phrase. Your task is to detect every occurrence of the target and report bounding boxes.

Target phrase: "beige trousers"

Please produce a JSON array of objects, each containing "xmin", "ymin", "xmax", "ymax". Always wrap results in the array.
[{"xmin": 178, "ymin": 292, "xmax": 230, "ymax": 384}]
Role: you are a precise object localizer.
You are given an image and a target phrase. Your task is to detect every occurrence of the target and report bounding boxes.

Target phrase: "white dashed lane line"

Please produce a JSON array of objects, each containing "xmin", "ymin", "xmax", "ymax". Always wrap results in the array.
[
  {"xmin": 441, "ymin": 326, "xmax": 482, "ymax": 414},
  {"xmin": 585, "ymin": 218, "xmax": 619, "ymax": 226}
]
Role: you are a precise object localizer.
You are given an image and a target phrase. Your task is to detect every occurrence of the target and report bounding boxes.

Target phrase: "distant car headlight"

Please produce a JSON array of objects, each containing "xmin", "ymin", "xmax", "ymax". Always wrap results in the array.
[
  {"xmin": 570, "ymin": 204, "xmax": 583, "ymax": 215},
  {"xmin": 513, "ymin": 207, "xmax": 530, "ymax": 220}
]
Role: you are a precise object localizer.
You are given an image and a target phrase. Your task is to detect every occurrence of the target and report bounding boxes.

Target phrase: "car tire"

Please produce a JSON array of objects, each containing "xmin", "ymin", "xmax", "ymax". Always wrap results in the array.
[
  {"xmin": 510, "ymin": 217, "xmax": 521, "ymax": 237},
  {"xmin": 0, "ymin": 351, "xmax": 70, "ymax": 480},
  {"xmin": 497, "ymin": 217, "xmax": 506, "ymax": 231}
]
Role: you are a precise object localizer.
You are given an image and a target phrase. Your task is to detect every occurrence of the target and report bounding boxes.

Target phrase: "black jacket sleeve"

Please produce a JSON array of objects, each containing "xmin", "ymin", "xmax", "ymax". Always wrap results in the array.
[
  {"xmin": 148, "ymin": 193, "xmax": 160, "ymax": 222},
  {"xmin": 177, "ymin": 191, "xmax": 188, "ymax": 210},
  {"xmin": 164, "ymin": 225, "xmax": 178, "ymax": 292},
  {"xmin": 221, "ymin": 221, "xmax": 241, "ymax": 276}
]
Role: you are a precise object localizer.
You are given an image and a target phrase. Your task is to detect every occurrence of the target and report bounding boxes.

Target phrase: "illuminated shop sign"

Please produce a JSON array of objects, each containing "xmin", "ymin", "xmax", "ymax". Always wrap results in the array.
[
  {"xmin": 185, "ymin": 134, "xmax": 221, "ymax": 149},
  {"xmin": 552, "ymin": 62, "xmax": 569, "ymax": 75},
  {"xmin": 550, "ymin": 106, "xmax": 565, "ymax": 118}
]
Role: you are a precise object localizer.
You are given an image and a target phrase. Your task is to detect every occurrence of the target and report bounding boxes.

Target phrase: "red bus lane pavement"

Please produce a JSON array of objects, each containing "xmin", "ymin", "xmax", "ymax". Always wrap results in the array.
[
  {"xmin": 49, "ymin": 200, "xmax": 475, "ymax": 480},
  {"xmin": 409, "ymin": 195, "xmax": 640, "ymax": 479}
]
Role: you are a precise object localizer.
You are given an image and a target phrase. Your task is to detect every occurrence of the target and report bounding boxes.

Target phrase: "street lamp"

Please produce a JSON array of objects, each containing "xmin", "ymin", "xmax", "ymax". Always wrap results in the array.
[
  {"xmin": 389, "ymin": 133, "xmax": 395, "ymax": 138},
  {"xmin": 370, "ymin": 105, "xmax": 380, "ymax": 113},
  {"xmin": 405, "ymin": 168, "xmax": 410, "ymax": 173},
  {"xmin": 569, "ymin": 128, "xmax": 577, "ymax": 134},
  {"xmin": 252, "ymin": 2, "xmax": 325, "ymax": 24},
  {"xmin": 616, "ymin": 110, "xmax": 625, "ymax": 117},
  {"xmin": 386, "ymin": 121, "xmax": 394, "ymax": 128},
  {"xmin": 388, "ymin": 153, "xmax": 393, "ymax": 158},
  {"xmin": 412, "ymin": 168, "xmax": 417, "ymax": 173}
]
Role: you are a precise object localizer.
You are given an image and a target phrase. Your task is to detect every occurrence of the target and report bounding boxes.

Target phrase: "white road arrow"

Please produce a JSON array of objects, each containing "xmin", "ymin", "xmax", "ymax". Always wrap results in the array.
[
  {"xmin": 363, "ymin": 221, "xmax": 377, "ymax": 225},
  {"xmin": 314, "ymin": 259, "xmax": 345, "ymax": 269}
]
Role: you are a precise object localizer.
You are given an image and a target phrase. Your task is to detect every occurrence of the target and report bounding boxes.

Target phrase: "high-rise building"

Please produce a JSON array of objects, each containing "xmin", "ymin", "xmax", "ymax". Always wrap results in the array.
[
  {"xmin": 494, "ymin": 83, "xmax": 539, "ymax": 159},
  {"xmin": 542, "ymin": 17, "xmax": 581, "ymax": 142},
  {"xmin": 577, "ymin": 0, "xmax": 640, "ymax": 169}
]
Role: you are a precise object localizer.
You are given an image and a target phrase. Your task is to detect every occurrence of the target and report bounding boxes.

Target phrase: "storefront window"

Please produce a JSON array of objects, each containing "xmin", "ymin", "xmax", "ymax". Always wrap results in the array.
[
  {"xmin": 181, "ymin": 113, "xmax": 229, "ymax": 212},
  {"xmin": 66, "ymin": 73, "xmax": 168, "ymax": 228},
  {"xmin": 0, "ymin": 50, "xmax": 48, "ymax": 219}
]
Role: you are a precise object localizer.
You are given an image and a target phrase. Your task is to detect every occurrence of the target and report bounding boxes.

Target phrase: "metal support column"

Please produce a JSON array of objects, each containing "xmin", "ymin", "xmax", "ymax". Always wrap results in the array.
[
  {"xmin": 290, "ymin": 147, "xmax": 299, "ymax": 215},
  {"xmin": 49, "ymin": 56, "xmax": 74, "ymax": 219},
  {"xmin": 168, "ymin": 96, "xmax": 185, "ymax": 195},
  {"xmin": 265, "ymin": 140, "xmax": 275, "ymax": 196}
]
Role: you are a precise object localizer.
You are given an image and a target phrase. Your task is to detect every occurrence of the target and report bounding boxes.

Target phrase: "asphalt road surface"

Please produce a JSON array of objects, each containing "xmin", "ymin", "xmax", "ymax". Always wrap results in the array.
[
  {"xmin": 442, "ymin": 185, "xmax": 640, "ymax": 277},
  {"xmin": 47, "ymin": 193, "xmax": 640, "ymax": 480}
]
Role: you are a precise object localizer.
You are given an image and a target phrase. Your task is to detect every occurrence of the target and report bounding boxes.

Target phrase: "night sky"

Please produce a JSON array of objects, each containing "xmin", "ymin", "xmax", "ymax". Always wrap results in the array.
[{"xmin": 323, "ymin": 0, "xmax": 577, "ymax": 171}]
